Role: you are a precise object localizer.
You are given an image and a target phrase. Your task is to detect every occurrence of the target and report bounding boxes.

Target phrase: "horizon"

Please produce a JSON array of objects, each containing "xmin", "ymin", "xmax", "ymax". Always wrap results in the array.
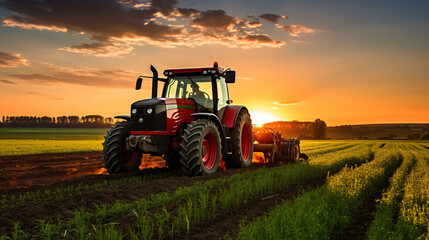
[
  {"xmin": 0, "ymin": 0, "xmax": 428, "ymax": 125},
  {"xmin": 1, "ymin": 114, "xmax": 428, "ymax": 127}
]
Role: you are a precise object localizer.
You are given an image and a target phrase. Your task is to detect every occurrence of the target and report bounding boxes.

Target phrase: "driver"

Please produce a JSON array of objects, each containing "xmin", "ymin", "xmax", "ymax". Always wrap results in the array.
[{"xmin": 189, "ymin": 84, "xmax": 209, "ymax": 108}]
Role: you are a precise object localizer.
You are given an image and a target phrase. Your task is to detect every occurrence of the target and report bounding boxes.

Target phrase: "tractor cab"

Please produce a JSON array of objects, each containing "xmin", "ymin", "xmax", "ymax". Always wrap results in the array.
[
  {"xmin": 135, "ymin": 62, "xmax": 235, "ymax": 119},
  {"xmin": 161, "ymin": 62, "xmax": 235, "ymax": 119}
]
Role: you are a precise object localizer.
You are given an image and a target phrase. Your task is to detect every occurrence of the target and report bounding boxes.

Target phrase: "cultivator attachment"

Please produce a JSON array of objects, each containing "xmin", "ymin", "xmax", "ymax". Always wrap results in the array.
[{"xmin": 253, "ymin": 126, "xmax": 308, "ymax": 163}]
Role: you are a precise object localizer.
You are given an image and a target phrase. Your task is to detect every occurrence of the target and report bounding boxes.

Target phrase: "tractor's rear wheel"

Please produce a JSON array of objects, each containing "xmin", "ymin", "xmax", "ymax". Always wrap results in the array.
[
  {"xmin": 102, "ymin": 122, "xmax": 142, "ymax": 173},
  {"xmin": 224, "ymin": 110, "xmax": 253, "ymax": 169},
  {"xmin": 180, "ymin": 119, "xmax": 221, "ymax": 176}
]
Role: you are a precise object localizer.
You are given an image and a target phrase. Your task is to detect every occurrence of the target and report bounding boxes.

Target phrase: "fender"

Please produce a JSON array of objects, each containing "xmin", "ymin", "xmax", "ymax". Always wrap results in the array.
[
  {"xmin": 114, "ymin": 115, "xmax": 131, "ymax": 121},
  {"xmin": 191, "ymin": 113, "xmax": 228, "ymax": 155},
  {"xmin": 222, "ymin": 105, "xmax": 248, "ymax": 128}
]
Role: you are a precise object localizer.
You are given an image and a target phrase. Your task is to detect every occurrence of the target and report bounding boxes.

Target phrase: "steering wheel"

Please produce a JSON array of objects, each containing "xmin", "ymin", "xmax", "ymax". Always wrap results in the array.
[{"xmin": 201, "ymin": 91, "xmax": 210, "ymax": 99}]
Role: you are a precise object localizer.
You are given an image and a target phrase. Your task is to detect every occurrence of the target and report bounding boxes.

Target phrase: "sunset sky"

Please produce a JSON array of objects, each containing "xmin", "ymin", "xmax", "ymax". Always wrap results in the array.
[{"xmin": 0, "ymin": 0, "xmax": 428, "ymax": 126}]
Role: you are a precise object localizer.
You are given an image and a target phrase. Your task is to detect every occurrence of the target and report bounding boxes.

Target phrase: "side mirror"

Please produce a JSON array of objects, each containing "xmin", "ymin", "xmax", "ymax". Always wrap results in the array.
[
  {"xmin": 136, "ymin": 77, "xmax": 142, "ymax": 90},
  {"xmin": 225, "ymin": 71, "xmax": 235, "ymax": 83}
]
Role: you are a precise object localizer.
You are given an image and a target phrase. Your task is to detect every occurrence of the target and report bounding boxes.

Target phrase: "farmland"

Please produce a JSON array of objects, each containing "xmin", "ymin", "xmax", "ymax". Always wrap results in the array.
[{"xmin": 0, "ymin": 132, "xmax": 428, "ymax": 239}]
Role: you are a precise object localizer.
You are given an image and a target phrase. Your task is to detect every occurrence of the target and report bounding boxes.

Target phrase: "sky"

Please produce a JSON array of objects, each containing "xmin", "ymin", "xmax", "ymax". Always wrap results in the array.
[{"xmin": 0, "ymin": 0, "xmax": 428, "ymax": 126}]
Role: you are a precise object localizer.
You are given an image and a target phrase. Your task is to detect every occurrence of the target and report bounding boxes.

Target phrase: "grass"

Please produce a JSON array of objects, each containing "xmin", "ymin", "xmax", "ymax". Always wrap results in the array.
[
  {"xmin": 0, "ymin": 139, "xmax": 103, "ymax": 156},
  {"xmin": 0, "ymin": 127, "xmax": 107, "ymax": 156},
  {"xmin": 0, "ymin": 128, "xmax": 107, "ymax": 140},
  {"xmin": 236, "ymin": 144, "xmax": 403, "ymax": 240}
]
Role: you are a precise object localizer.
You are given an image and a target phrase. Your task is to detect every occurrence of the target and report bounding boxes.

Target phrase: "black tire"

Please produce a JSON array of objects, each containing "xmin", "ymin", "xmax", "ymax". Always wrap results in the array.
[
  {"xmin": 300, "ymin": 153, "xmax": 309, "ymax": 161},
  {"xmin": 164, "ymin": 150, "xmax": 182, "ymax": 169},
  {"xmin": 102, "ymin": 122, "xmax": 142, "ymax": 174},
  {"xmin": 180, "ymin": 119, "xmax": 222, "ymax": 176},
  {"xmin": 224, "ymin": 110, "xmax": 253, "ymax": 169},
  {"xmin": 291, "ymin": 143, "xmax": 300, "ymax": 162}
]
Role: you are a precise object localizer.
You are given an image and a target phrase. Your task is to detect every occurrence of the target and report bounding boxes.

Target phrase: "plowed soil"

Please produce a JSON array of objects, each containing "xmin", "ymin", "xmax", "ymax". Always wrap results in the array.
[
  {"xmin": 0, "ymin": 151, "xmax": 284, "ymax": 235},
  {"xmin": 0, "ymin": 152, "xmax": 167, "ymax": 191}
]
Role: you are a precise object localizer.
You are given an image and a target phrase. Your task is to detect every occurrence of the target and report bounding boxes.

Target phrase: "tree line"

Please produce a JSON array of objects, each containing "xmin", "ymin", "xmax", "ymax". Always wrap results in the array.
[
  {"xmin": 0, "ymin": 115, "xmax": 116, "ymax": 128},
  {"xmin": 263, "ymin": 118, "xmax": 327, "ymax": 139}
]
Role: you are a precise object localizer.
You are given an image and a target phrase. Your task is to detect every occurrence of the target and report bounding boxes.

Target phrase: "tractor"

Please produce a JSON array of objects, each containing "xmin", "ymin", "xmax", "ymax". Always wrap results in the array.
[{"xmin": 102, "ymin": 62, "xmax": 306, "ymax": 176}]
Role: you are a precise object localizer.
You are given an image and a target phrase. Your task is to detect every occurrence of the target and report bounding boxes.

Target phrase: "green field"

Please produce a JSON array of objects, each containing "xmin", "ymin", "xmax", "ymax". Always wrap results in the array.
[
  {"xmin": 0, "ymin": 128, "xmax": 108, "ymax": 156},
  {"xmin": 1, "ymin": 141, "xmax": 428, "ymax": 239},
  {"xmin": 1, "ymin": 128, "xmax": 429, "ymax": 156}
]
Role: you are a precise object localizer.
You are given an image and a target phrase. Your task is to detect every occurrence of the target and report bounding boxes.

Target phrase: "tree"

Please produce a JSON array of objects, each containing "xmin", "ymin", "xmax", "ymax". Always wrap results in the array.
[{"xmin": 313, "ymin": 118, "xmax": 327, "ymax": 139}]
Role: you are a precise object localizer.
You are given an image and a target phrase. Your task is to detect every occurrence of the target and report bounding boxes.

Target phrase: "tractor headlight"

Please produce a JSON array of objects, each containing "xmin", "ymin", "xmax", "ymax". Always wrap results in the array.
[
  {"xmin": 202, "ymin": 70, "xmax": 208, "ymax": 75},
  {"xmin": 169, "ymin": 71, "xmax": 173, "ymax": 76},
  {"xmin": 146, "ymin": 107, "xmax": 153, "ymax": 114},
  {"xmin": 211, "ymin": 70, "xmax": 216, "ymax": 74},
  {"xmin": 163, "ymin": 71, "xmax": 168, "ymax": 76},
  {"xmin": 132, "ymin": 108, "xmax": 137, "ymax": 114}
]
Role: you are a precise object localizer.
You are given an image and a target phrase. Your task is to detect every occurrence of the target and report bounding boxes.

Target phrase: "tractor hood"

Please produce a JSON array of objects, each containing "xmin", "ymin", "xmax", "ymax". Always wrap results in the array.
[{"xmin": 130, "ymin": 98, "xmax": 167, "ymax": 131}]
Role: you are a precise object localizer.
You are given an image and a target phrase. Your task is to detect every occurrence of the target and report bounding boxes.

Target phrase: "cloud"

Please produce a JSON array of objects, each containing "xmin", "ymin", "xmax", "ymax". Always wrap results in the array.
[
  {"xmin": 273, "ymin": 100, "xmax": 302, "ymax": 105},
  {"xmin": 258, "ymin": 13, "xmax": 287, "ymax": 23},
  {"xmin": 239, "ymin": 34, "xmax": 285, "ymax": 48},
  {"xmin": 10, "ymin": 64, "xmax": 137, "ymax": 88},
  {"xmin": 26, "ymin": 91, "xmax": 62, "ymax": 100},
  {"xmin": 1, "ymin": 0, "xmax": 313, "ymax": 56},
  {"xmin": 237, "ymin": 77, "xmax": 252, "ymax": 80},
  {"xmin": 191, "ymin": 10, "xmax": 235, "ymax": 31},
  {"xmin": 59, "ymin": 41, "xmax": 134, "ymax": 57},
  {"xmin": 276, "ymin": 24, "xmax": 315, "ymax": 37},
  {"xmin": 0, "ymin": 79, "xmax": 16, "ymax": 84},
  {"xmin": 0, "ymin": 51, "xmax": 29, "ymax": 67}
]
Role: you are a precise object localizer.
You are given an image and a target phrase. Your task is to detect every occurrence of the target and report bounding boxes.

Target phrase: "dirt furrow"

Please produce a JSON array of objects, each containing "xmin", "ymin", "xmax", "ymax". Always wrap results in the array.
[
  {"xmin": 185, "ymin": 177, "xmax": 326, "ymax": 240},
  {"xmin": 0, "ymin": 162, "xmax": 283, "ymax": 234}
]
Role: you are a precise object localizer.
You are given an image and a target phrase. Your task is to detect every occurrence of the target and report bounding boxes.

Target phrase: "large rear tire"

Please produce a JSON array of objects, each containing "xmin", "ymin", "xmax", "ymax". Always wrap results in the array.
[
  {"xmin": 102, "ymin": 122, "xmax": 142, "ymax": 174},
  {"xmin": 180, "ymin": 119, "xmax": 222, "ymax": 176},
  {"xmin": 224, "ymin": 110, "xmax": 253, "ymax": 169}
]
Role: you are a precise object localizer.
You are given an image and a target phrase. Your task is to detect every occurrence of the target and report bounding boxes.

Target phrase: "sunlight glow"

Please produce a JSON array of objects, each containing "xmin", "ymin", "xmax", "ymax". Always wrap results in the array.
[{"xmin": 250, "ymin": 111, "xmax": 279, "ymax": 126}]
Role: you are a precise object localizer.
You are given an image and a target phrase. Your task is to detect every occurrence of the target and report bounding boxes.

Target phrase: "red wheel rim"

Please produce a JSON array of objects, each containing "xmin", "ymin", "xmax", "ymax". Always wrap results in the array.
[
  {"xmin": 122, "ymin": 144, "xmax": 140, "ymax": 167},
  {"xmin": 202, "ymin": 132, "xmax": 217, "ymax": 169},
  {"xmin": 294, "ymin": 145, "xmax": 299, "ymax": 161},
  {"xmin": 241, "ymin": 123, "xmax": 251, "ymax": 161}
]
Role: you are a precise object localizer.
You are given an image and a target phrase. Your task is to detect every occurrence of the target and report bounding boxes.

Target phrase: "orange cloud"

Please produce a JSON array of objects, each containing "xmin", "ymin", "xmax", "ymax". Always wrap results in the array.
[
  {"xmin": 10, "ymin": 64, "xmax": 137, "ymax": 88},
  {"xmin": 0, "ymin": 51, "xmax": 30, "ymax": 68},
  {"xmin": 276, "ymin": 24, "xmax": 315, "ymax": 37},
  {"xmin": 59, "ymin": 41, "xmax": 134, "ymax": 57},
  {"xmin": 0, "ymin": 79, "xmax": 16, "ymax": 84},
  {"xmin": 273, "ymin": 100, "xmax": 302, "ymax": 105}
]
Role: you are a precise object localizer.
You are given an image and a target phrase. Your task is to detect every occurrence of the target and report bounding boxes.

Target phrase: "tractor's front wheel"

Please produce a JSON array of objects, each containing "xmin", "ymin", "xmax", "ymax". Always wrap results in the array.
[
  {"xmin": 180, "ymin": 119, "xmax": 221, "ymax": 176},
  {"xmin": 224, "ymin": 110, "xmax": 253, "ymax": 169},
  {"xmin": 102, "ymin": 122, "xmax": 142, "ymax": 173}
]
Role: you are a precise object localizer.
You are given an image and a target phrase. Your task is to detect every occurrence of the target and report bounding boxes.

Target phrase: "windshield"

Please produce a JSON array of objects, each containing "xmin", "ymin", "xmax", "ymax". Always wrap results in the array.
[{"xmin": 164, "ymin": 76, "xmax": 214, "ymax": 111}]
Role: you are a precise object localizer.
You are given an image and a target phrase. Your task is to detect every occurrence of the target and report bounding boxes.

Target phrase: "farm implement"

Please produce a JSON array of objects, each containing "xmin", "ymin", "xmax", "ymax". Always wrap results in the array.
[{"xmin": 102, "ymin": 62, "xmax": 307, "ymax": 176}]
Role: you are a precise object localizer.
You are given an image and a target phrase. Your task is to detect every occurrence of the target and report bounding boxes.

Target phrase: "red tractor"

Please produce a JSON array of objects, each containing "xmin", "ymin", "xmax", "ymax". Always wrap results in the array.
[{"xmin": 102, "ymin": 62, "xmax": 306, "ymax": 176}]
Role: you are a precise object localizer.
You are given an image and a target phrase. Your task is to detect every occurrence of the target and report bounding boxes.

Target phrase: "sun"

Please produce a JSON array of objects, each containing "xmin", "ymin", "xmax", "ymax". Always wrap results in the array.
[{"xmin": 250, "ymin": 112, "xmax": 278, "ymax": 126}]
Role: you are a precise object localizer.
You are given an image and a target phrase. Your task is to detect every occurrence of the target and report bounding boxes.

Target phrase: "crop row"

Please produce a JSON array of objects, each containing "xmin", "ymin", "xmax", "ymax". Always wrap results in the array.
[
  {"xmin": 367, "ymin": 150, "xmax": 416, "ymax": 239},
  {"xmin": 0, "ymin": 170, "xmax": 181, "ymax": 209},
  {"xmin": 0, "ymin": 141, "xmax": 361, "ymax": 209},
  {"xmin": 235, "ymin": 145, "xmax": 403, "ymax": 239},
  {"xmin": 390, "ymin": 149, "xmax": 429, "ymax": 239},
  {"xmin": 1, "ymin": 143, "xmax": 374, "ymax": 239}
]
